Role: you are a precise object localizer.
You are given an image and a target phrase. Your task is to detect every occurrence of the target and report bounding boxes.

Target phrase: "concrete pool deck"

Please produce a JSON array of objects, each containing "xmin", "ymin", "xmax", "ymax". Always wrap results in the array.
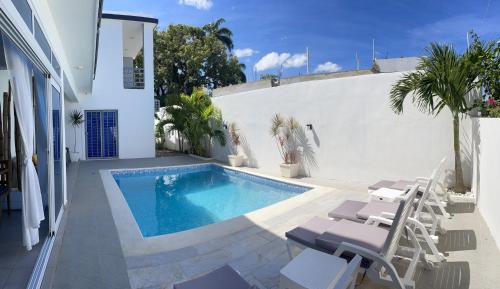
[{"xmin": 41, "ymin": 156, "xmax": 500, "ymax": 289}]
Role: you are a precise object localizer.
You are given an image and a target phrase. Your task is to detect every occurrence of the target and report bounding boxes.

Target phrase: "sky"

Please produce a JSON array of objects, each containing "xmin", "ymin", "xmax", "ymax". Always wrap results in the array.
[{"xmin": 104, "ymin": 0, "xmax": 500, "ymax": 81}]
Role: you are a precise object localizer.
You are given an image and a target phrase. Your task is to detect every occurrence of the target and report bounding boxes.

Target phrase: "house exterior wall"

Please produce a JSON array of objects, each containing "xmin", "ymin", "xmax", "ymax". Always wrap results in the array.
[
  {"xmin": 211, "ymin": 72, "xmax": 473, "ymax": 187},
  {"xmin": 65, "ymin": 18, "xmax": 155, "ymax": 160},
  {"xmin": 473, "ymin": 118, "xmax": 500, "ymax": 250},
  {"xmin": 66, "ymin": 19, "xmax": 155, "ymax": 159}
]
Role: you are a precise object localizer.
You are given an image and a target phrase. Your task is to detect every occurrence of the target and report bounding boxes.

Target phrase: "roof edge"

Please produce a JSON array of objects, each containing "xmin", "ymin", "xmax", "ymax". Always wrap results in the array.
[{"xmin": 102, "ymin": 13, "xmax": 158, "ymax": 24}]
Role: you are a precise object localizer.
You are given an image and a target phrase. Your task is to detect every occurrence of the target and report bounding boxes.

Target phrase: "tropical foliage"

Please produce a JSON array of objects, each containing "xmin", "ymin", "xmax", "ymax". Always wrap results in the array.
[
  {"xmin": 270, "ymin": 114, "xmax": 300, "ymax": 164},
  {"xmin": 468, "ymin": 32, "xmax": 500, "ymax": 117},
  {"xmin": 228, "ymin": 122, "xmax": 241, "ymax": 155},
  {"xmin": 154, "ymin": 18, "xmax": 246, "ymax": 104},
  {"xmin": 390, "ymin": 43, "xmax": 481, "ymax": 194},
  {"xmin": 163, "ymin": 88, "xmax": 226, "ymax": 156}
]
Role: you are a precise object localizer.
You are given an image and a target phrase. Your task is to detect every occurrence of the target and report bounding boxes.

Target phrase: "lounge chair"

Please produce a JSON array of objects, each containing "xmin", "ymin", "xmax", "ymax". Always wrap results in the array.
[
  {"xmin": 368, "ymin": 157, "xmax": 450, "ymax": 219},
  {"xmin": 285, "ymin": 184, "xmax": 421, "ymax": 289},
  {"xmin": 329, "ymin": 177, "xmax": 445, "ymax": 264}
]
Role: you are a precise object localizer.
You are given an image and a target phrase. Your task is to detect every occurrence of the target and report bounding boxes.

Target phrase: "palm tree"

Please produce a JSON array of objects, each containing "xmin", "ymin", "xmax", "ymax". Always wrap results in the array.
[
  {"xmin": 167, "ymin": 88, "xmax": 226, "ymax": 156},
  {"xmin": 390, "ymin": 43, "xmax": 479, "ymax": 194},
  {"xmin": 203, "ymin": 18, "xmax": 234, "ymax": 51}
]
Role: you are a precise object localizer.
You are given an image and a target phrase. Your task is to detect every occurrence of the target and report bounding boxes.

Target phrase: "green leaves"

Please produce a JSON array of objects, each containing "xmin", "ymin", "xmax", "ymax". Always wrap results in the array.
[
  {"xmin": 389, "ymin": 43, "xmax": 479, "ymax": 117},
  {"xmin": 69, "ymin": 110, "xmax": 84, "ymax": 127},
  {"xmin": 165, "ymin": 88, "xmax": 226, "ymax": 156},
  {"xmin": 468, "ymin": 31, "xmax": 500, "ymax": 104},
  {"xmin": 154, "ymin": 19, "xmax": 246, "ymax": 101}
]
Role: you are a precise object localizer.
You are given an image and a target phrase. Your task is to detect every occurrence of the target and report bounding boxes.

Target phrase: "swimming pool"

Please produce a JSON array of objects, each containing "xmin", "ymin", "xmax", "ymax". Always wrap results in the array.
[{"xmin": 112, "ymin": 164, "xmax": 310, "ymax": 237}]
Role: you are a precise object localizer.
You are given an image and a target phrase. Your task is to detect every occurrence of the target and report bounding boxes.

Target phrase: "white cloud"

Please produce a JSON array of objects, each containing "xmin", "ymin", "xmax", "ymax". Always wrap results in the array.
[
  {"xmin": 283, "ymin": 53, "xmax": 307, "ymax": 68},
  {"xmin": 178, "ymin": 0, "xmax": 213, "ymax": 10},
  {"xmin": 254, "ymin": 52, "xmax": 290, "ymax": 72},
  {"xmin": 314, "ymin": 62, "xmax": 342, "ymax": 73},
  {"xmin": 234, "ymin": 48, "xmax": 257, "ymax": 58},
  {"xmin": 254, "ymin": 52, "xmax": 309, "ymax": 72}
]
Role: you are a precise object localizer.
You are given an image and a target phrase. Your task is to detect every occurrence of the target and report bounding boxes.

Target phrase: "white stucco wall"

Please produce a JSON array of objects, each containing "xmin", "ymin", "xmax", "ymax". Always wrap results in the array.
[
  {"xmin": 212, "ymin": 72, "xmax": 472, "ymax": 186},
  {"xmin": 474, "ymin": 118, "xmax": 500, "ymax": 249},
  {"xmin": 64, "ymin": 18, "xmax": 155, "ymax": 160}
]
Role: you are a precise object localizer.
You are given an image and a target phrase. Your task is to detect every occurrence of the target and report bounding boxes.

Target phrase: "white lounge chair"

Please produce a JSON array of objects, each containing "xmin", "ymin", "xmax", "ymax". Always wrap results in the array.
[
  {"xmin": 285, "ymin": 184, "xmax": 421, "ymax": 289},
  {"xmin": 329, "ymin": 174, "xmax": 445, "ymax": 264},
  {"xmin": 369, "ymin": 157, "xmax": 450, "ymax": 217},
  {"xmin": 369, "ymin": 157, "xmax": 451, "ymax": 222}
]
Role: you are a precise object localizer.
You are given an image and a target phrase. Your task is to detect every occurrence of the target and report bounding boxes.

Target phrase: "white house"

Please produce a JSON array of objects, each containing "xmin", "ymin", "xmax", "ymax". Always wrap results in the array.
[{"xmin": 65, "ymin": 12, "xmax": 157, "ymax": 161}]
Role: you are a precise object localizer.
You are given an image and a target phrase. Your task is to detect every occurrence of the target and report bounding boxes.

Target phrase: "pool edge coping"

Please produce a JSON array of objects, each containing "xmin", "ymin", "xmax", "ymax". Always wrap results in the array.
[{"xmin": 100, "ymin": 162, "xmax": 335, "ymax": 258}]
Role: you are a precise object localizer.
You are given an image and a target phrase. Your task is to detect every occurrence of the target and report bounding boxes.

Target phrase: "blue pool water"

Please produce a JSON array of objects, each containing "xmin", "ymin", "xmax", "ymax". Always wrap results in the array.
[{"xmin": 112, "ymin": 164, "xmax": 310, "ymax": 237}]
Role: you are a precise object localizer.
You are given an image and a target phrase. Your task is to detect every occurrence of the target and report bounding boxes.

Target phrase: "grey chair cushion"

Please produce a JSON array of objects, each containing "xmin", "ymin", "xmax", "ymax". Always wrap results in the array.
[
  {"xmin": 368, "ymin": 180, "xmax": 396, "ymax": 191},
  {"xmin": 356, "ymin": 200, "xmax": 399, "ymax": 220},
  {"xmin": 328, "ymin": 200, "xmax": 367, "ymax": 222},
  {"xmin": 315, "ymin": 219, "xmax": 388, "ymax": 253},
  {"xmin": 173, "ymin": 265, "xmax": 251, "ymax": 289},
  {"xmin": 285, "ymin": 217, "xmax": 334, "ymax": 250}
]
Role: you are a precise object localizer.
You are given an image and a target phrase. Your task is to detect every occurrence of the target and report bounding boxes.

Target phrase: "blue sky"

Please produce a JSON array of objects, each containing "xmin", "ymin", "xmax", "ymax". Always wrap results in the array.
[{"xmin": 104, "ymin": 0, "xmax": 500, "ymax": 80}]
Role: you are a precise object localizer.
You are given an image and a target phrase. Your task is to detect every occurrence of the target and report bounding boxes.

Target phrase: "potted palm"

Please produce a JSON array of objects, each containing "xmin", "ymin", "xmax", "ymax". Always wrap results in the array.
[
  {"xmin": 227, "ymin": 122, "xmax": 243, "ymax": 167},
  {"xmin": 68, "ymin": 110, "xmax": 84, "ymax": 162},
  {"xmin": 270, "ymin": 114, "xmax": 300, "ymax": 178},
  {"xmin": 390, "ymin": 43, "xmax": 480, "ymax": 201}
]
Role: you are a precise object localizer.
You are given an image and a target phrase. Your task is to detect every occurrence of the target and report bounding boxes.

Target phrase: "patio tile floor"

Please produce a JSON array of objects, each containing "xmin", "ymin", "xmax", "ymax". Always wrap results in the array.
[{"xmin": 41, "ymin": 156, "xmax": 500, "ymax": 289}]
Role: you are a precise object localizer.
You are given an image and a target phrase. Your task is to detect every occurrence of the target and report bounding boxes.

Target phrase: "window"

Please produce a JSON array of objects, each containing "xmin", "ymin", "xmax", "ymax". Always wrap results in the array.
[
  {"xmin": 34, "ymin": 18, "xmax": 51, "ymax": 60},
  {"xmin": 11, "ymin": 0, "xmax": 32, "ymax": 31},
  {"xmin": 51, "ymin": 52, "xmax": 61, "ymax": 76}
]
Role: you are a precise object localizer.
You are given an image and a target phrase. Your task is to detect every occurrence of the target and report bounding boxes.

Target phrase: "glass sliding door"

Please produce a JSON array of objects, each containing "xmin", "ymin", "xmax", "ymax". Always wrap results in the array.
[
  {"xmin": 34, "ymin": 69, "xmax": 49, "ymax": 217},
  {"xmin": 51, "ymin": 84, "xmax": 63, "ymax": 225}
]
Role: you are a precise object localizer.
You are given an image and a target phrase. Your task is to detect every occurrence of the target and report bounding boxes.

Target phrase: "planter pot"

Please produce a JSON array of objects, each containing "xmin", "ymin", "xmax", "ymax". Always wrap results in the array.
[
  {"xmin": 449, "ymin": 191, "xmax": 476, "ymax": 204},
  {"xmin": 69, "ymin": 152, "xmax": 80, "ymax": 162},
  {"xmin": 280, "ymin": 163, "xmax": 300, "ymax": 178},
  {"xmin": 228, "ymin": 155, "xmax": 244, "ymax": 167}
]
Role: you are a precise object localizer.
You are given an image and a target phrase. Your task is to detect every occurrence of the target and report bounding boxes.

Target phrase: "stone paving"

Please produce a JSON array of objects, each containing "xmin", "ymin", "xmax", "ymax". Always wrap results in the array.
[{"xmin": 41, "ymin": 156, "xmax": 500, "ymax": 289}]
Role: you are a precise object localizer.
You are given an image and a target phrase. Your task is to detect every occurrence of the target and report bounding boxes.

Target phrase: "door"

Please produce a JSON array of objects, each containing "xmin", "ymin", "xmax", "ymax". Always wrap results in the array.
[{"xmin": 86, "ymin": 110, "xmax": 118, "ymax": 159}]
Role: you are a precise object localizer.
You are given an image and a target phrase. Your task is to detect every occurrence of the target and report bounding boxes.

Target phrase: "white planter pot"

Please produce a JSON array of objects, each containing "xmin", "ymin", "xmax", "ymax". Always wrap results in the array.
[
  {"xmin": 280, "ymin": 163, "xmax": 300, "ymax": 178},
  {"xmin": 449, "ymin": 191, "xmax": 476, "ymax": 204},
  {"xmin": 228, "ymin": 155, "xmax": 244, "ymax": 167},
  {"xmin": 69, "ymin": 152, "xmax": 80, "ymax": 162}
]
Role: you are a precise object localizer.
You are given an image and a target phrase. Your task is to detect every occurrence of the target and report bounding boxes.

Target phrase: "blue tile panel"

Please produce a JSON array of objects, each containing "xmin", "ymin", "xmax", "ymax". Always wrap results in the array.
[
  {"xmin": 86, "ymin": 111, "xmax": 118, "ymax": 158},
  {"xmin": 102, "ymin": 111, "xmax": 118, "ymax": 158},
  {"xmin": 86, "ymin": 111, "xmax": 102, "ymax": 158},
  {"xmin": 111, "ymin": 164, "xmax": 311, "ymax": 193}
]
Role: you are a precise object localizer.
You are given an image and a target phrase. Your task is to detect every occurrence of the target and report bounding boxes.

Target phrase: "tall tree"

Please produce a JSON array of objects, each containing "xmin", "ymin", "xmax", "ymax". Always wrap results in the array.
[
  {"xmin": 390, "ymin": 43, "xmax": 479, "ymax": 194},
  {"xmin": 154, "ymin": 22, "xmax": 246, "ymax": 101},
  {"xmin": 203, "ymin": 18, "xmax": 234, "ymax": 51}
]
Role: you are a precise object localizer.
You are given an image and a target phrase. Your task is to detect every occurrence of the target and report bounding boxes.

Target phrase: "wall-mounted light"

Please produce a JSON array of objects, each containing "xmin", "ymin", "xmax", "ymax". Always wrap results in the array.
[{"xmin": 306, "ymin": 124, "xmax": 313, "ymax": 130}]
